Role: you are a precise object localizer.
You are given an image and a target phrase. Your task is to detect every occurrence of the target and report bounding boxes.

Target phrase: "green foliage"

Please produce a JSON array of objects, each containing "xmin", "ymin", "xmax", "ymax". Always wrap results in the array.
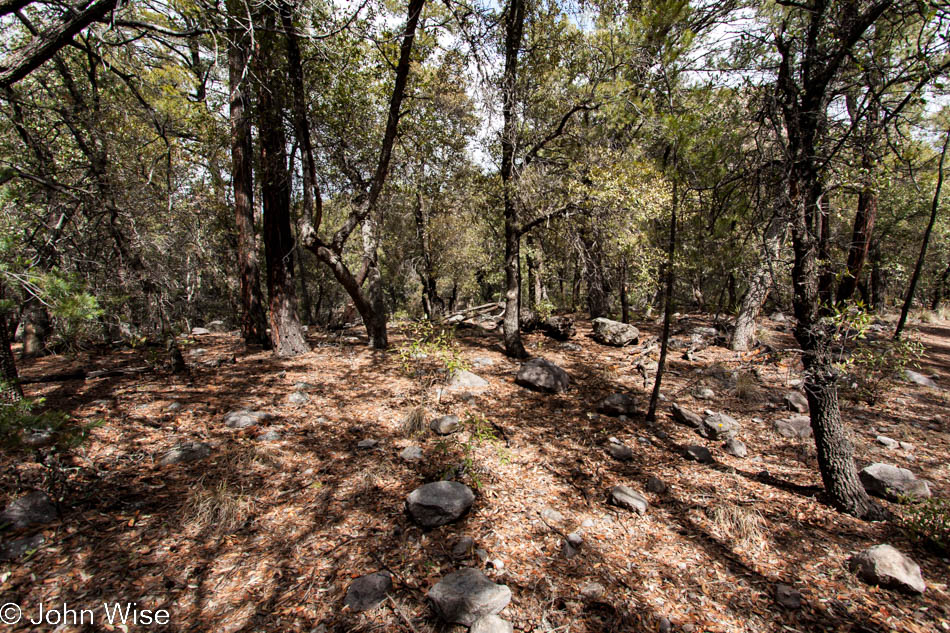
[
  {"xmin": 900, "ymin": 496, "xmax": 950, "ymax": 554},
  {"xmin": 395, "ymin": 320, "xmax": 468, "ymax": 377},
  {"xmin": 0, "ymin": 392, "xmax": 99, "ymax": 457},
  {"xmin": 843, "ymin": 336, "xmax": 925, "ymax": 405}
]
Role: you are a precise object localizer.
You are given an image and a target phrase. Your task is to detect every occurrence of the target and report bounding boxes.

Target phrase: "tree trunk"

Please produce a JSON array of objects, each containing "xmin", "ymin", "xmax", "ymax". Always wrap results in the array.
[
  {"xmin": 500, "ymin": 0, "xmax": 526, "ymax": 358},
  {"xmin": 582, "ymin": 230, "xmax": 609, "ymax": 319},
  {"xmin": 870, "ymin": 242, "xmax": 885, "ymax": 312},
  {"xmin": 731, "ymin": 219, "xmax": 786, "ymax": 351},
  {"xmin": 896, "ymin": 129, "xmax": 948, "ymax": 339},
  {"xmin": 647, "ymin": 179, "xmax": 677, "ymax": 422},
  {"xmin": 227, "ymin": 0, "xmax": 269, "ymax": 347},
  {"xmin": 254, "ymin": 6, "xmax": 309, "ymax": 357},
  {"xmin": 0, "ymin": 306, "xmax": 22, "ymax": 402},
  {"xmin": 20, "ymin": 294, "xmax": 50, "ymax": 358},
  {"xmin": 526, "ymin": 233, "xmax": 537, "ymax": 311},
  {"xmin": 620, "ymin": 257, "xmax": 630, "ymax": 323},
  {"xmin": 360, "ymin": 214, "xmax": 388, "ymax": 348},
  {"xmin": 414, "ymin": 192, "xmax": 442, "ymax": 319},
  {"xmin": 932, "ymin": 261, "xmax": 950, "ymax": 310}
]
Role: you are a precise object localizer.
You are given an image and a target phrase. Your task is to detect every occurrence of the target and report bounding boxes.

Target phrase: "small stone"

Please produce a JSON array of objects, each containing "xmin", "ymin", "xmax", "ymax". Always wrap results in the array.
[
  {"xmin": 684, "ymin": 445, "xmax": 713, "ymax": 463},
  {"xmin": 223, "ymin": 409, "xmax": 270, "ymax": 429},
  {"xmin": 646, "ymin": 476, "xmax": 667, "ymax": 494},
  {"xmin": 608, "ymin": 485, "xmax": 648, "ymax": 514},
  {"xmin": 357, "ymin": 439, "xmax": 379, "ymax": 449},
  {"xmin": 723, "ymin": 438, "xmax": 747, "ymax": 458},
  {"xmin": 0, "ymin": 492, "xmax": 57, "ymax": 529},
  {"xmin": 694, "ymin": 387, "xmax": 715, "ymax": 400},
  {"xmin": 446, "ymin": 369, "xmax": 490, "ymax": 391},
  {"xmin": 258, "ymin": 429, "xmax": 282, "ymax": 441},
  {"xmin": 406, "ymin": 481, "xmax": 475, "ymax": 527},
  {"xmin": 859, "ymin": 463, "xmax": 931, "ymax": 501},
  {"xmin": 598, "ymin": 393, "xmax": 638, "ymax": 417},
  {"xmin": 160, "ymin": 441, "xmax": 211, "ymax": 465},
  {"xmin": 166, "ymin": 402, "xmax": 184, "ymax": 412},
  {"xmin": 516, "ymin": 357, "xmax": 570, "ymax": 393},
  {"xmin": 563, "ymin": 531, "xmax": 584, "ymax": 558},
  {"xmin": 775, "ymin": 583, "xmax": 801, "ymax": 609},
  {"xmin": 658, "ymin": 616, "xmax": 673, "ymax": 633},
  {"xmin": 606, "ymin": 442, "xmax": 634, "ymax": 462},
  {"xmin": 783, "ymin": 392, "xmax": 809, "ymax": 413},
  {"xmin": 452, "ymin": 536, "xmax": 475, "ymax": 558},
  {"xmin": 903, "ymin": 369, "xmax": 937, "ymax": 388},
  {"xmin": 876, "ymin": 435, "xmax": 899, "ymax": 449},
  {"xmin": 773, "ymin": 415, "xmax": 812, "ymax": 439},
  {"xmin": 580, "ymin": 581, "xmax": 605, "ymax": 599},
  {"xmin": 470, "ymin": 614, "xmax": 514, "ymax": 633},
  {"xmin": 345, "ymin": 571, "xmax": 392, "ymax": 612},
  {"xmin": 471, "ymin": 357, "xmax": 495, "ymax": 367},
  {"xmin": 488, "ymin": 558, "xmax": 504, "ymax": 570},
  {"xmin": 0, "ymin": 533, "xmax": 44, "ymax": 561},
  {"xmin": 541, "ymin": 507, "xmax": 565, "ymax": 524},
  {"xmin": 428, "ymin": 568, "xmax": 512, "ymax": 626},
  {"xmin": 191, "ymin": 327, "xmax": 211, "ymax": 335},
  {"xmin": 475, "ymin": 548, "xmax": 489, "ymax": 563},
  {"xmin": 430, "ymin": 415, "xmax": 460, "ymax": 435},
  {"xmin": 655, "ymin": 429, "xmax": 669, "ymax": 440},
  {"xmin": 849, "ymin": 544, "xmax": 926, "ymax": 594},
  {"xmin": 899, "ymin": 441, "xmax": 915, "ymax": 451},
  {"xmin": 560, "ymin": 342, "xmax": 582, "ymax": 352},
  {"xmin": 700, "ymin": 412, "xmax": 740, "ymax": 440},
  {"xmin": 671, "ymin": 403, "xmax": 702, "ymax": 428},
  {"xmin": 288, "ymin": 391, "xmax": 310, "ymax": 405},
  {"xmin": 400, "ymin": 446, "xmax": 423, "ymax": 461}
]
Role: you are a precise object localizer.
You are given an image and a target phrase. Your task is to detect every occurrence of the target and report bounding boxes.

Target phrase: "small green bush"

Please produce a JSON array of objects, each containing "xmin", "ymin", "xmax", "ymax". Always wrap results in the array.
[
  {"xmin": 395, "ymin": 320, "xmax": 469, "ymax": 376},
  {"xmin": 901, "ymin": 497, "xmax": 950, "ymax": 554},
  {"xmin": 842, "ymin": 336, "xmax": 924, "ymax": 405}
]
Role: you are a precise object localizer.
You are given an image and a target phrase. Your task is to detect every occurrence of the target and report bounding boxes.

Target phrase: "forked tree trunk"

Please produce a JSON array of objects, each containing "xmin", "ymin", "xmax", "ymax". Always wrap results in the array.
[
  {"xmin": 254, "ymin": 6, "xmax": 309, "ymax": 357},
  {"xmin": 731, "ymin": 219, "xmax": 786, "ymax": 351},
  {"xmin": 227, "ymin": 0, "xmax": 269, "ymax": 347}
]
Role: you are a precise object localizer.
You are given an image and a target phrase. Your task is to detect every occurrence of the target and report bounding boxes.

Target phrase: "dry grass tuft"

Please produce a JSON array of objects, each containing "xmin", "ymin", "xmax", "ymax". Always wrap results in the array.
[
  {"xmin": 185, "ymin": 478, "xmax": 249, "ymax": 536},
  {"xmin": 706, "ymin": 502, "xmax": 767, "ymax": 549},
  {"xmin": 733, "ymin": 371, "xmax": 763, "ymax": 402},
  {"xmin": 401, "ymin": 405, "xmax": 428, "ymax": 437}
]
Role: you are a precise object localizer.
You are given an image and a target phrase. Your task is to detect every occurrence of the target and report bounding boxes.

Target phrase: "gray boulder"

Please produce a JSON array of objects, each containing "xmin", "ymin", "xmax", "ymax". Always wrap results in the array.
[
  {"xmin": 407, "ymin": 481, "xmax": 475, "ymax": 527},
  {"xmin": 428, "ymin": 568, "xmax": 511, "ymax": 626},
  {"xmin": 580, "ymin": 581, "xmax": 606, "ymax": 600},
  {"xmin": 875, "ymin": 435, "xmax": 899, "ymax": 449},
  {"xmin": 400, "ymin": 446, "xmax": 423, "ymax": 461},
  {"xmin": 671, "ymin": 404, "xmax": 702, "ymax": 428},
  {"xmin": 598, "ymin": 393, "xmax": 638, "ymax": 417},
  {"xmin": 774, "ymin": 415, "xmax": 812, "ymax": 439},
  {"xmin": 223, "ymin": 409, "xmax": 270, "ymax": 429},
  {"xmin": 859, "ymin": 463, "xmax": 931, "ymax": 501},
  {"xmin": 207, "ymin": 320, "xmax": 227, "ymax": 332},
  {"xmin": 608, "ymin": 485, "xmax": 648, "ymax": 514},
  {"xmin": 452, "ymin": 536, "xmax": 475, "ymax": 558},
  {"xmin": 694, "ymin": 387, "xmax": 716, "ymax": 400},
  {"xmin": 775, "ymin": 584, "xmax": 801, "ymax": 609},
  {"xmin": 430, "ymin": 415, "xmax": 460, "ymax": 435},
  {"xmin": 191, "ymin": 327, "xmax": 211, "ymax": 335},
  {"xmin": 258, "ymin": 429, "xmax": 282, "ymax": 442},
  {"xmin": 516, "ymin": 358, "xmax": 570, "ymax": 393},
  {"xmin": 161, "ymin": 441, "xmax": 211, "ymax": 465},
  {"xmin": 606, "ymin": 439, "xmax": 634, "ymax": 462},
  {"xmin": 345, "ymin": 571, "xmax": 392, "ymax": 612},
  {"xmin": 684, "ymin": 445, "xmax": 714, "ymax": 463},
  {"xmin": 592, "ymin": 318, "xmax": 639, "ymax": 346},
  {"xmin": 471, "ymin": 615, "xmax": 514, "ymax": 633},
  {"xmin": 849, "ymin": 544, "xmax": 926, "ymax": 594},
  {"xmin": 0, "ymin": 492, "xmax": 57, "ymax": 529},
  {"xmin": 903, "ymin": 370, "xmax": 937, "ymax": 389},
  {"xmin": 288, "ymin": 391, "xmax": 309, "ymax": 405},
  {"xmin": 446, "ymin": 369, "xmax": 490, "ymax": 391},
  {"xmin": 0, "ymin": 533, "xmax": 44, "ymax": 561},
  {"xmin": 700, "ymin": 412, "xmax": 740, "ymax": 440},
  {"xmin": 784, "ymin": 392, "xmax": 809, "ymax": 413},
  {"xmin": 723, "ymin": 438, "xmax": 748, "ymax": 458},
  {"xmin": 646, "ymin": 476, "xmax": 667, "ymax": 494}
]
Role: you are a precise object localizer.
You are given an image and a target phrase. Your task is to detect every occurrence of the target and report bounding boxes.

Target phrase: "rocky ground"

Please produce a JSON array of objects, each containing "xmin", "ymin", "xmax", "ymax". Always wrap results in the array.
[{"xmin": 1, "ymin": 313, "xmax": 948, "ymax": 632}]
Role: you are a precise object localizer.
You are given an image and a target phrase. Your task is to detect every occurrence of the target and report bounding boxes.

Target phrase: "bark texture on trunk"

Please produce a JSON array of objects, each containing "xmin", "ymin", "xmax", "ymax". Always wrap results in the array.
[
  {"xmin": 227, "ymin": 0, "xmax": 269, "ymax": 347},
  {"xmin": 731, "ymin": 219, "xmax": 786, "ymax": 351},
  {"xmin": 0, "ymin": 308, "xmax": 22, "ymax": 402},
  {"xmin": 255, "ymin": 6, "xmax": 309, "ymax": 357},
  {"xmin": 20, "ymin": 295, "xmax": 50, "ymax": 358}
]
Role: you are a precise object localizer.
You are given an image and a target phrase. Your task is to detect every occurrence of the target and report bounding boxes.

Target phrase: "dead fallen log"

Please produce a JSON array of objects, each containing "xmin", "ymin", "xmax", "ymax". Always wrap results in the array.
[{"xmin": 20, "ymin": 366, "xmax": 152, "ymax": 384}]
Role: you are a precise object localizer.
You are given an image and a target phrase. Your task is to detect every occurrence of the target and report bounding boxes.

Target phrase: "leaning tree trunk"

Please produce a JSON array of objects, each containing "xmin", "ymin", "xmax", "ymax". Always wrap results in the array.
[
  {"xmin": 20, "ymin": 294, "xmax": 50, "ymax": 358},
  {"xmin": 254, "ymin": 6, "xmax": 309, "ymax": 357},
  {"xmin": 227, "ymin": 0, "xmax": 269, "ymax": 347},
  {"xmin": 731, "ymin": 219, "xmax": 786, "ymax": 351}
]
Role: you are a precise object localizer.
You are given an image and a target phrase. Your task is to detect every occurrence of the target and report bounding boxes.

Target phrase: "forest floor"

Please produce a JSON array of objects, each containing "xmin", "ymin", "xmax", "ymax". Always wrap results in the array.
[{"xmin": 2, "ymin": 313, "xmax": 950, "ymax": 633}]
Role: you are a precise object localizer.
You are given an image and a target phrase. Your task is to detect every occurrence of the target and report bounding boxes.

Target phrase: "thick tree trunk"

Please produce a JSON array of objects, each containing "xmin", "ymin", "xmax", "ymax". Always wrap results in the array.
[
  {"xmin": 932, "ymin": 262, "xmax": 950, "ymax": 310},
  {"xmin": 582, "ymin": 230, "xmax": 609, "ymax": 319},
  {"xmin": 896, "ymin": 130, "xmax": 948, "ymax": 339},
  {"xmin": 1, "ymin": 307, "xmax": 22, "ymax": 402},
  {"xmin": 20, "ymin": 295, "xmax": 50, "ymax": 358},
  {"xmin": 414, "ymin": 193, "xmax": 442, "ymax": 318},
  {"xmin": 360, "ymin": 215, "xmax": 388, "ymax": 348},
  {"xmin": 731, "ymin": 219, "xmax": 786, "ymax": 351},
  {"xmin": 254, "ymin": 6, "xmax": 309, "ymax": 357},
  {"xmin": 227, "ymin": 0, "xmax": 269, "ymax": 347},
  {"xmin": 500, "ymin": 0, "xmax": 526, "ymax": 358}
]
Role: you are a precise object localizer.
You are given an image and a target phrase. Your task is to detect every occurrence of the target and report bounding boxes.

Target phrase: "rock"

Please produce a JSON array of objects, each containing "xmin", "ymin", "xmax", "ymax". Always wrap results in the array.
[
  {"xmin": 775, "ymin": 584, "xmax": 801, "ymax": 609},
  {"xmin": 0, "ymin": 533, "xmax": 44, "ymax": 561},
  {"xmin": 345, "ymin": 571, "xmax": 392, "ymax": 612},
  {"xmin": 773, "ymin": 415, "xmax": 812, "ymax": 439},
  {"xmin": 471, "ymin": 357, "xmax": 495, "ymax": 367},
  {"xmin": 723, "ymin": 438, "xmax": 748, "ymax": 458},
  {"xmin": 700, "ymin": 412, "xmax": 740, "ymax": 440},
  {"xmin": 400, "ymin": 446, "xmax": 423, "ymax": 461},
  {"xmin": 470, "ymin": 614, "xmax": 514, "ymax": 633},
  {"xmin": 770, "ymin": 312, "xmax": 786, "ymax": 322},
  {"xmin": 608, "ymin": 485, "xmax": 648, "ymax": 514},
  {"xmin": 849, "ymin": 545, "xmax": 926, "ymax": 594},
  {"xmin": 407, "ymin": 481, "xmax": 475, "ymax": 527},
  {"xmin": 606, "ymin": 441, "xmax": 634, "ymax": 462},
  {"xmin": 783, "ymin": 392, "xmax": 809, "ymax": 413},
  {"xmin": 646, "ymin": 476, "xmax": 667, "ymax": 494},
  {"xmin": 691, "ymin": 326, "xmax": 718, "ymax": 340},
  {"xmin": 580, "ymin": 581, "xmax": 605, "ymax": 600},
  {"xmin": 446, "ymin": 369, "xmax": 490, "ymax": 391},
  {"xmin": 694, "ymin": 387, "xmax": 715, "ymax": 400},
  {"xmin": 859, "ymin": 463, "xmax": 931, "ymax": 501},
  {"xmin": 166, "ymin": 402, "xmax": 184, "ymax": 412},
  {"xmin": 452, "ymin": 536, "xmax": 475, "ymax": 558},
  {"xmin": 191, "ymin": 327, "xmax": 211, "ymax": 335},
  {"xmin": 876, "ymin": 435, "xmax": 899, "ymax": 449},
  {"xmin": 560, "ymin": 342, "xmax": 582, "ymax": 352},
  {"xmin": 899, "ymin": 441, "xmax": 915, "ymax": 451},
  {"xmin": 430, "ymin": 415, "xmax": 460, "ymax": 435},
  {"xmin": 258, "ymin": 429, "xmax": 282, "ymax": 441},
  {"xmin": 598, "ymin": 393, "xmax": 638, "ymax": 417},
  {"xmin": 0, "ymin": 492, "xmax": 57, "ymax": 529},
  {"xmin": 671, "ymin": 404, "xmax": 702, "ymax": 428},
  {"xmin": 207, "ymin": 320, "xmax": 227, "ymax": 332},
  {"xmin": 515, "ymin": 357, "xmax": 570, "ymax": 393},
  {"xmin": 658, "ymin": 616, "xmax": 673, "ymax": 633},
  {"xmin": 160, "ymin": 441, "xmax": 211, "ymax": 465},
  {"xmin": 428, "ymin": 568, "xmax": 511, "ymax": 626},
  {"xmin": 223, "ymin": 409, "xmax": 270, "ymax": 429},
  {"xmin": 294, "ymin": 382, "xmax": 316, "ymax": 391},
  {"xmin": 591, "ymin": 318, "xmax": 639, "ymax": 346},
  {"xmin": 562, "ymin": 531, "xmax": 584, "ymax": 558},
  {"xmin": 541, "ymin": 507, "xmax": 565, "ymax": 524},
  {"xmin": 684, "ymin": 445, "xmax": 713, "ymax": 463},
  {"xmin": 288, "ymin": 391, "xmax": 310, "ymax": 405},
  {"xmin": 539, "ymin": 316, "xmax": 575, "ymax": 341},
  {"xmin": 903, "ymin": 370, "xmax": 937, "ymax": 389},
  {"xmin": 357, "ymin": 439, "xmax": 379, "ymax": 449}
]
